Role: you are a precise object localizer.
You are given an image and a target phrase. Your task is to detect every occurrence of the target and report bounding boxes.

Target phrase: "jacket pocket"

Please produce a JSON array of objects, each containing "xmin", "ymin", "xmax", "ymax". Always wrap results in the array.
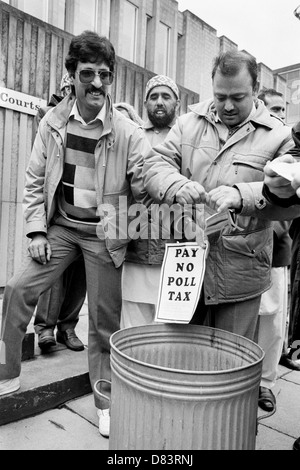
[
  {"xmin": 222, "ymin": 228, "xmax": 271, "ymax": 258},
  {"xmin": 219, "ymin": 228, "xmax": 273, "ymax": 299},
  {"xmin": 232, "ymin": 151, "xmax": 271, "ymax": 181}
]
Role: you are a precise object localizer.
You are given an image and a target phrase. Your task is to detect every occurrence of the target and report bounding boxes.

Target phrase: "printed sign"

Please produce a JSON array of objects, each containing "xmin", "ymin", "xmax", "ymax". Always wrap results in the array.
[
  {"xmin": 0, "ymin": 86, "xmax": 47, "ymax": 116},
  {"xmin": 155, "ymin": 209, "xmax": 241, "ymax": 324},
  {"xmin": 155, "ymin": 242, "xmax": 208, "ymax": 324}
]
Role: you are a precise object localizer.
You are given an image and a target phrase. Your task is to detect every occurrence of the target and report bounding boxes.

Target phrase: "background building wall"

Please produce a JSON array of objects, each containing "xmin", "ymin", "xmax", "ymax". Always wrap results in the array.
[
  {"xmin": 258, "ymin": 63, "xmax": 276, "ymax": 90},
  {"xmin": 177, "ymin": 10, "xmax": 218, "ymax": 101},
  {"xmin": 274, "ymin": 64, "xmax": 300, "ymax": 127}
]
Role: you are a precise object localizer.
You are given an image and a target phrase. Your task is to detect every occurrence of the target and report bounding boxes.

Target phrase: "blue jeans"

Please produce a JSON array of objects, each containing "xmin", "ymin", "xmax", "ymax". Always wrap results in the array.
[{"xmin": 0, "ymin": 223, "xmax": 122, "ymax": 409}]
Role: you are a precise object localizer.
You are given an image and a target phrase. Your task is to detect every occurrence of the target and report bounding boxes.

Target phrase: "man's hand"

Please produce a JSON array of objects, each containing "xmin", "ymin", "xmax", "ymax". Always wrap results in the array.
[
  {"xmin": 264, "ymin": 155, "xmax": 297, "ymax": 199},
  {"xmin": 28, "ymin": 234, "xmax": 52, "ymax": 265},
  {"xmin": 175, "ymin": 181, "xmax": 206, "ymax": 205},
  {"xmin": 205, "ymin": 186, "xmax": 242, "ymax": 213}
]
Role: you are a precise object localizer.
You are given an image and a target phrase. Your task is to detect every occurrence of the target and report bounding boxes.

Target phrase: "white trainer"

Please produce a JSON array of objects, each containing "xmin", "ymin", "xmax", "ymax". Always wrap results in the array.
[
  {"xmin": 0, "ymin": 377, "xmax": 20, "ymax": 397},
  {"xmin": 97, "ymin": 408, "xmax": 110, "ymax": 438}
]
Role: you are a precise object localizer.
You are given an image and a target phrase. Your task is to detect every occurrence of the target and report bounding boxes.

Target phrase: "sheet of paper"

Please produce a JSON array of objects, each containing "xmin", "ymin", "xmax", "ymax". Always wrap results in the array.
[
  {"xmin": 268, "ymin": 160, "xmax": 300, "ymax": 182},
  {"xmin": 155, "ymin": 242, "xmax": 209, "ymax": 324}
]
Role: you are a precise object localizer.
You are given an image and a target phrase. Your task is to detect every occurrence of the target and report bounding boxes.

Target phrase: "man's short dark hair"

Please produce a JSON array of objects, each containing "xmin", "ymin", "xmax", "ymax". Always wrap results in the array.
[
  {"xmin": 257, "ymin": 88, "xmax": 283, "ymax": 106},
  {"xmin": 212, "ymin": 50, "xmax": 258, "ymax": 91},
  {"xmin": 65, "ymin": 30, "xmax": 115, "ymax": 77}
]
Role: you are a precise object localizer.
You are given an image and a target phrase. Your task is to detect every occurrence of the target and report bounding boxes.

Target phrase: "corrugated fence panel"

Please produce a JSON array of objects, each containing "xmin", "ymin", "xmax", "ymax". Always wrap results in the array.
[
  {"xmin": 14, "ymin": 112, "xmax": 30, "ymax": 275},
  {"xmin": 0, "ymin": 2, "xmax": 199, "ymax": 287},
  {"xmin": 0, "ymin": 3, "xmax": 73, "ymax": 286}
]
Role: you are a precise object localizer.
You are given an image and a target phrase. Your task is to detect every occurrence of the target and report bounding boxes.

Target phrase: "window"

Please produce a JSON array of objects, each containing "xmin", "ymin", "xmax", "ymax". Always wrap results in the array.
[
  {"xmin": 145, "ymin": 15, "xmax": 152, "ymax": 68},
  {"xmin": 73, "ymin": 0, "xmax": 98, "ymax": 35},
  {"xmin": 17, "ymin": 0, "xmax": 66, "ymax": 30},
  {"xmin": 20, "ymin": 0, "xmax": 49, "ymax": 21},
  {"xmin": 120, "ymin": 1, "xmax": 138, "ymax": 63},
  {"xmin": 157, "ymin": 22, "xmax": 170, "ymax": 75},
  {"xmin": 48, "ymin": 0, "xmax": 66, "ymax": 30}
]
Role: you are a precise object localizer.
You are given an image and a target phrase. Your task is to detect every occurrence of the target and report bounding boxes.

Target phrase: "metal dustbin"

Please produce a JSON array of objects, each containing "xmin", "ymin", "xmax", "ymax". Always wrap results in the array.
[{"xmin": 95, "ymin": 324, "xmax": 264, "ymax": 450}]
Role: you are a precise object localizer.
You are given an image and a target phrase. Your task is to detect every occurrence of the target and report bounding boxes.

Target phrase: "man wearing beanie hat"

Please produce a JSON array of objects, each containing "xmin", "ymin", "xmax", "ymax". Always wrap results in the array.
[
  {"xmin": 121, "ymin": 74, "xmax": 180, "ymax": 328},
  {"xmin": 144, "ymin": 74, "xmax": 179, "ymax": 101},
  {"xmin": 143, "ymin": 75, "xmax": 180, "ymax": 137}
]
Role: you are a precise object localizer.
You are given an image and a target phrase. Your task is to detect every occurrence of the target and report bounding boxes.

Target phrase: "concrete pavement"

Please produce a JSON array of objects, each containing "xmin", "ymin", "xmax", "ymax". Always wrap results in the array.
[
  {"xmin": 1, "ymin": 352, "xmax": 300, "ymax": 450},
  {"xmin": 0, "ymin": 297, "xmax": 300, "ymax": 450}
]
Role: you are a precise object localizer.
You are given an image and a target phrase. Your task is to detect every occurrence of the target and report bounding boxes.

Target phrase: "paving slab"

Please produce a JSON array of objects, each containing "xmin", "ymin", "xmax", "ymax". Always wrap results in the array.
[
  {"xmin": 65, "ymin": 393, "xmax": 98, "ymax": 427},
  {"xmin": 255, "ymin": 424, "xmax": 295, "ymax": 451},
  {"xmin": 257, "ymin": 377, "xmax": 300, "ymax": 438},
  {"xmin": 0, "ymin": 404, "xmax": 107, "ymax": 450}
]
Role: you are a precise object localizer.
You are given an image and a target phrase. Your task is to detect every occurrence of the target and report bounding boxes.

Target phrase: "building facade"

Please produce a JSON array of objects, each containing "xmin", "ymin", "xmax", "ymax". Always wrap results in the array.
[
  {"xmin": 0, "ymin": 0, "xmax": 294, "ymax": 286},
  {"xmin": 1, "ymin": 0, "xmax": 291, "ymax": 102},
  {"xmin": 274, "ymin": 63, "xmax": 300, "ymax": 127}
]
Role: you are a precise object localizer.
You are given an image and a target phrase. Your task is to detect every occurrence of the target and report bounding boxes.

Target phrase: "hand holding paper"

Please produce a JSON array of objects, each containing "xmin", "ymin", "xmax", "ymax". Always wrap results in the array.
[
  {"xmin": 267, "ymin": 158, "xmax": 300, "ymax": 182},
  {"xmin": 264, "ymin": 155, "xmax": 300, "ymax": 199},
  {"xmin": 205, "ymin": 185, "xmax": 243, "ymax": 213}
]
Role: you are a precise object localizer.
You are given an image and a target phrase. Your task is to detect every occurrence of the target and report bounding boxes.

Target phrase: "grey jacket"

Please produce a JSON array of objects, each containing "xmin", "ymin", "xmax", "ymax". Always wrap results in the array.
[{"xmin": 142, "ymin": 99, "xmax": 300, "ymax": 303}]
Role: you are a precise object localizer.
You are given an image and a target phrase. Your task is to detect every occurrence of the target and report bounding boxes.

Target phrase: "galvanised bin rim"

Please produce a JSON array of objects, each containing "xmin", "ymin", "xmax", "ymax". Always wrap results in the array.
[{"xmin": 109, "ymin": 324, "xmax": 264, "ymax": 376}]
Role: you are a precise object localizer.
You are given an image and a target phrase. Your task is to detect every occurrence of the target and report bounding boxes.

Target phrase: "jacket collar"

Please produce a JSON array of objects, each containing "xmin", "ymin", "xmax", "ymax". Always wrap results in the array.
[
  {"xmin": 188, "ymin": 98, "xmax": 280, "ymax": 130},
  {"xmin": 46, "ymin": 93, "xmax": 115, "ymax": 144}
]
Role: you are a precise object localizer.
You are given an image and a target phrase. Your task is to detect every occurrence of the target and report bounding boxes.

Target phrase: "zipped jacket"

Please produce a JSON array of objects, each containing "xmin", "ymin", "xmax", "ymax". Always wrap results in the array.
[
  {"xmin": 143, "ymin": 99, "xmax": 300, "ymax": 303},
  {"xmin": 125, "ymin": 117, "xmax": 177, "ymax": 265},
  {"xmin": 23, "ymin": 93, "xmax": 152, "ymax": 268}
]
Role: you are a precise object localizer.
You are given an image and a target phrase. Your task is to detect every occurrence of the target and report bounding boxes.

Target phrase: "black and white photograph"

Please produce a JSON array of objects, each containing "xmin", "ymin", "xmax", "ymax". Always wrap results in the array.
[{"xmin": 1, "ymin": 0, "xmax": 300, "ymax": 453}]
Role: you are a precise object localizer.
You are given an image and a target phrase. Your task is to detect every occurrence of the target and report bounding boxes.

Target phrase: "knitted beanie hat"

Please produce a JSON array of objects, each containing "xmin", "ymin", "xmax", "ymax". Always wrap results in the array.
[{"xmin": 144, "ymin": 75, "xmax": 179, "ymax": 101}]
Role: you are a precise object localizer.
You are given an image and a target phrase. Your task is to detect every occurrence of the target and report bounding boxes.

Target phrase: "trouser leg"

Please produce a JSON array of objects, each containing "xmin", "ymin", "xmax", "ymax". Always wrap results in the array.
[
  {"xmin": 34, "ymin": 275, "xmax": 66, "ymax": 333},
  {"xmin": 56, "ymin": 255, "xmax": 86, "ymax": 331},
  {"xmin": 289, "ymin": 238, "xmax": 300, "ymax": 347},
  {"xmin": 34, "ymin": 255, "xmax": 86, "ymax": 333},
  {"xmin": 120, "ymin": 301, "xmax": 156, "ymax": 328},
  {"xmin": 258, "ymin": 267, "xmax": 287, "ymax": 388},
  {"xmin": 0, "ymin": 225, "xmax": 79, "ymax": 380},
  {"xmin": 209, "ymin": 296, "xmax": 262, "ymax": 342},
  {"xmin": 79, "ymin": 236, "xmax": 122, "ymax": 409}
]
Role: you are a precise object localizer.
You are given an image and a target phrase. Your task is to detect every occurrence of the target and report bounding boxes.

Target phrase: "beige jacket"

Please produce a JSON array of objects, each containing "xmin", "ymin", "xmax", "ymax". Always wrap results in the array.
[{"xmin": 24, "ymin": 94, "xmax": 151, "ymax": 267}]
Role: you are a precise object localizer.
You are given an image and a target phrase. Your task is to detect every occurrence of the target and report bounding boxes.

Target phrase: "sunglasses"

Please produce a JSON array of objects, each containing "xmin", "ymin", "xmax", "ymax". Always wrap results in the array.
[{"xmin": 76, "ymin": 69, "xmax": 114, "ymax": 85}]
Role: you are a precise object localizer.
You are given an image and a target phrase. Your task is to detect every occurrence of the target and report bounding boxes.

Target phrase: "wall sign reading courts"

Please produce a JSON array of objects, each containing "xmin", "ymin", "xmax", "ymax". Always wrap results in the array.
[{"xmin": 0, "ymin": 87, "xmax": 47, "ymax": 116}]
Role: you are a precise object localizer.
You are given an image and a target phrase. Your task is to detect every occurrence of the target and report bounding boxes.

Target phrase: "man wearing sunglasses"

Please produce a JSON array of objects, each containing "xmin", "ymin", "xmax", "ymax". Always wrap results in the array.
[{"xmin": 0, "ymin": 30, "xmax": 151, "ymax": 439}]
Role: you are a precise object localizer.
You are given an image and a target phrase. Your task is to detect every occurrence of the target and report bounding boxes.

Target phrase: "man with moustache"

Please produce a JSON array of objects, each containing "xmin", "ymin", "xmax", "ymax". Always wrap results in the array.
[
  {"xmin": 0, "ymin": 30, "xmax": 151, "ymax": 438},
  {"xmin": 121, "ymin": 75, "xmax": 180, "ymax": 328}
]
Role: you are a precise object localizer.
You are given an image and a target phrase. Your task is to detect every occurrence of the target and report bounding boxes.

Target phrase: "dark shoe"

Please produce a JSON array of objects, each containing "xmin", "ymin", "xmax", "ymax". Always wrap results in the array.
[
  {"xmin": 258, "ymin": 386, "xmax": 276, "ymax": 412},
  {"xmin": 279, "ymin": 354, "xmax": 300, "ymax": 371},
  {"xmin": 38, "ymin": 329, "xmax": 56, "ymax": 350},
  {"xmin": 56, "ymin": 329, "xmax": 84, "ymax": 351},
  {"xmin": 293, "ymin": 437, "xmax": 300, "ymax": 450}
]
